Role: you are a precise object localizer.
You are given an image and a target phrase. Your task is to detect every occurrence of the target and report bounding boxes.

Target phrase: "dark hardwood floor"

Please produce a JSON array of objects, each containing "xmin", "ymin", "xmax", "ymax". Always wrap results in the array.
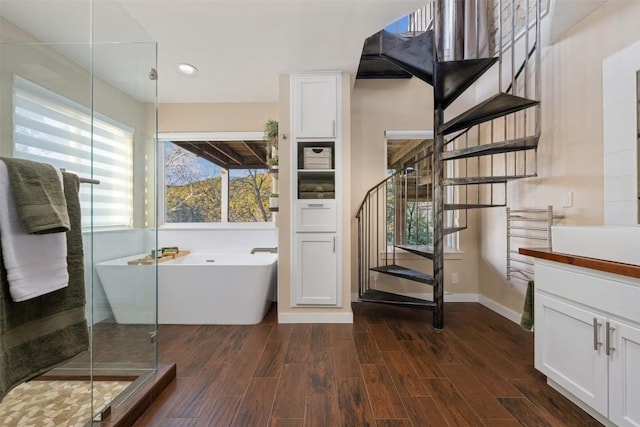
[{"xmin": 133, "ymin": 302, "xmax": 601, "ymax": 427}]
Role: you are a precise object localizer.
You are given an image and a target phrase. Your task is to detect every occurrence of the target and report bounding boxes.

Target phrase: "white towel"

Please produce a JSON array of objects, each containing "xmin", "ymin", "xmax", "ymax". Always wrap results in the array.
[{"xmin": 0, "ymin": 160, "xmax": 69, "ymax": 302}]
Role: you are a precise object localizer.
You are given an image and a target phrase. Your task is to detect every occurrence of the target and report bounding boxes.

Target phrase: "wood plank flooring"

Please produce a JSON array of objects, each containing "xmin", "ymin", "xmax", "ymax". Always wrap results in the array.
[{"xmin": 134, "ymin": 302, "xmax": 602, "ymax": 427}]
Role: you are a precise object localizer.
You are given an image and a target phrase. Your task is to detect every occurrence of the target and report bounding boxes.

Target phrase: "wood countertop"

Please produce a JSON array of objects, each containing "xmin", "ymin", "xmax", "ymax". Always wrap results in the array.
[{"xmin": 519, "ymin": 247, "xmax": 640, "ymax": 279}]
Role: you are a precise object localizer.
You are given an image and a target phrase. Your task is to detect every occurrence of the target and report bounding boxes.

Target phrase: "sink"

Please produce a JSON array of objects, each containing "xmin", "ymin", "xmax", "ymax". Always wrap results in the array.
[{"xmin": 552, "ymin": 226, "xmax": 640, "ymax": 266}]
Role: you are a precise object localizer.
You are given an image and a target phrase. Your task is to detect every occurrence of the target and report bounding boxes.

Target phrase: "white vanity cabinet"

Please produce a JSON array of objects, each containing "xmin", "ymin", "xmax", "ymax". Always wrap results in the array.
[
  {"xmin": 534, "ymin": 259, "xmax": 640, "ymax": 427},
  {"xmin": 291, "ymin": 74, "xmax": 338, "ymax": 139},
  {"xmin": 290, "ymin": 72, "xmax": 342, "ymax": 307}
]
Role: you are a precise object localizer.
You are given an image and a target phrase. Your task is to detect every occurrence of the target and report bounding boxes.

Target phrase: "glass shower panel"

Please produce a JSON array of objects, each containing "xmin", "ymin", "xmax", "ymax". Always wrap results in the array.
[
  {"xmin": 91, "ymin": 1, "xmax": 158, "ymax": 420},
  {"xmin": 90, "ymin": 40, "xmax": 158, "ymax": 419},
  {"xmin": 1, "ymin": 0, "xmax": 159, "ymax": 424}
]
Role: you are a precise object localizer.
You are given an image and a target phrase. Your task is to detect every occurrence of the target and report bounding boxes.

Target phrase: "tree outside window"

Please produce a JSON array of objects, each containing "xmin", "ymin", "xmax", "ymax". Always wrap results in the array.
[{"xmin": 163, "ymin": 141, "xmax": 271, "ymax": 223}]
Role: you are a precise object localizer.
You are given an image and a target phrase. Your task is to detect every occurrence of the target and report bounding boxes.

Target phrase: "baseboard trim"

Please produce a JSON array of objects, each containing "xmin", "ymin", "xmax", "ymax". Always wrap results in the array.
[
  {"xmin": 349, "ymin": 291, "xmax": 522, "ymax": 325},
  {"xmin": 478, "ymin": 295, "xmax": 522, "ymax": 325},
  {"xmin": 278, "ymin": 311, "xmax": 353, "ymax": 324}
]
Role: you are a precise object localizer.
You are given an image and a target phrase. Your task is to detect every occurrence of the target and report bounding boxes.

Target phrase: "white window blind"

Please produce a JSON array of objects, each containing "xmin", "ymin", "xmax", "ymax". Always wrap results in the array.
[{"xmin": 12, "ymin": 76, "xmax": 134, "ymax": 229}]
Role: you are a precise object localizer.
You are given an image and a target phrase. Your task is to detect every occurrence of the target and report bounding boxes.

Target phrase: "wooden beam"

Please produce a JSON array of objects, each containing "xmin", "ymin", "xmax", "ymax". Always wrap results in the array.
[
  {"xmin": 243, "ymin": 141, "xmax": 267, "ymax": 165},
  {"xmin": 389, "ymin": 139, "xmax": 431, "ymax": 167},
  {"xmin": 182, "ymin": 142, "xmax": 228, "ymax": 168},
  {"xmin": 227, "ymin": 164, "xmax": 269, "ymax": 170},
  {"xmin": 206, "ymin": 141, "xmax": 243, "ymax": 165}
]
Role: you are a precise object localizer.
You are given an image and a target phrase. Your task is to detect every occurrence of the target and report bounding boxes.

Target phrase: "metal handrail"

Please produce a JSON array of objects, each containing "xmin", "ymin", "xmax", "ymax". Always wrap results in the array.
[{"xmin": 355, "ymin": 151, "xmax": 432, "ymax": 219}]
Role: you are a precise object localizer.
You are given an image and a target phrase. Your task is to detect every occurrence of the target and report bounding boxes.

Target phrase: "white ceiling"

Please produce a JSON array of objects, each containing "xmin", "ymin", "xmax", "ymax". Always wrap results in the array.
[
  {"xmin": 1, "ymin": 0, "xmax": 424, "ymax": 103},
  {"xmin": 1, "ymin": 0, "xmax": 612, "ymax": 104}
]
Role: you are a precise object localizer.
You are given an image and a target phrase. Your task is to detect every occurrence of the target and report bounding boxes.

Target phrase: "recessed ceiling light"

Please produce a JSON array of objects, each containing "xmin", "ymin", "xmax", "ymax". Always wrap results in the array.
[{"xmin": 177, "ymin": 63, "xmax": 198, "ymax": 76}]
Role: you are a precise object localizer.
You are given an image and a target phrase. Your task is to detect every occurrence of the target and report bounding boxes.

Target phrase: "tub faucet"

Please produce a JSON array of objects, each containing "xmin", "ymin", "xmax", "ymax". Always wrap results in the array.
[{"xmin": 250, "ymin": 247, "xmax": 278, "ymax": 254}]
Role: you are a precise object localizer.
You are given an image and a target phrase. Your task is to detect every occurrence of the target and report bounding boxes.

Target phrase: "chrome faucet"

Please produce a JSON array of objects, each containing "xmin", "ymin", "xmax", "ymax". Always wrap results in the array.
[{"xmin": 250, "ymin": 247, "xmax": 278, "ymax": 254}]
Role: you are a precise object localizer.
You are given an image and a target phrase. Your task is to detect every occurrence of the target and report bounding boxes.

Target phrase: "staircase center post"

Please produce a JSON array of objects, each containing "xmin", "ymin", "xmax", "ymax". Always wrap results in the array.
[
  {"xmin": 432, "ymin": 107, "xmax": 445, "ymax": 331},
  {"xmin": 431, "ymin": 0, "xmax": 448, "ymax": 331}
]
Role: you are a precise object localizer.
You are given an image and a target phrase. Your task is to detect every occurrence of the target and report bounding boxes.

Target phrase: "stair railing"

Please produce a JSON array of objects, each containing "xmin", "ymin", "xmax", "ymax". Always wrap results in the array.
[
  {"xmin": 356, "ymin": 151, "xmax": 435, "ymax": 300},
  {"xmin": 441, "ymin": 0, "xmax": 542, "ymax": 209},
  {"xmin": 408, "ymin": 5, "xmax": 434, "ymax": 34}
]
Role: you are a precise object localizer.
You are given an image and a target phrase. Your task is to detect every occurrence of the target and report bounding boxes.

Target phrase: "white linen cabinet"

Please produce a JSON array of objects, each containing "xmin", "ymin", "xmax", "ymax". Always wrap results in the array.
[
  {"xmin": 534, "ymin": 260, "xmax": 640, "ymax": 427},
  {"xmin": 290, "ymin": 73, "xmax": 341, "ymax": 306}
]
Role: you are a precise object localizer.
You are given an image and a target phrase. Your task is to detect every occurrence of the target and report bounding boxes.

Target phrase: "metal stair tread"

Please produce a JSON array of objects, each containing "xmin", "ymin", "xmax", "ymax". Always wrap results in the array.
[
  {"xmin": 445, "ymin": 203, "xmax": 506, "ymax": 210},
  {"xmin": 370, "ymin": 264, "xmax": 434, "ymax": 285},
  {"xmin": 359, "ymin": 289, "xmax": 436, "ymax": 309},
  {"xmin": 445, "ymin": 226, "xmax": 467, "ymax": 235},
  {"xmin": 357, "ymin": 57, "xmax": 413, "ymax": 79},
  {"xmin": 440, "ymin": 93, "xmax": 539, "ymax": 135},
  {"xmin": 441, "ymin": 136, "xmax": 539, "ymax": 161},
  {"xmin": 361, "ymin": 29, "xmax": 410, "ymax": 56},
  {"xmin": 434, "ymin": 58, "xmax": 499, "ymax": 108},
  {"xmin": 381, "ymin": 30, "xmax": 435, "ymax": 85},
  {"xmin": 396, "ymin": 244, "xmax": 434, "ymax": 259},
  {"xmin": 443, "ymin": 174, "xmax": 536, "ymax": 185}
]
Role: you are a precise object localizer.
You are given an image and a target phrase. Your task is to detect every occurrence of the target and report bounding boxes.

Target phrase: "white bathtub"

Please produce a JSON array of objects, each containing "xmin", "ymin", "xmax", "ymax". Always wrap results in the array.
[{"xmin": 96, "ymin": 252, "xmax": 277, "ymax": 325}]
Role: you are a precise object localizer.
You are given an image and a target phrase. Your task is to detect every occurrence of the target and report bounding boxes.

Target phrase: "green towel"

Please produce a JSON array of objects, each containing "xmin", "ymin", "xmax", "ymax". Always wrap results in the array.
[
  {"xmin": 0, "ymin": 172, "xmax": 89, "ymax": 402},
  {"xmin": 0, "ymin": 157, "xmax": 70, "ymax": 234},
  {"xmin": 520, "ymin": 280, "xmax": 534, "ymax": 331}
]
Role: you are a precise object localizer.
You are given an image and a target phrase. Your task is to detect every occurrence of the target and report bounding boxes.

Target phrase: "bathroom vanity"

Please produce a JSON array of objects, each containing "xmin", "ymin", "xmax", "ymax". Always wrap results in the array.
[{"xmin": 521, "ymin": 244, "xmax": 640, "ymax": 427}]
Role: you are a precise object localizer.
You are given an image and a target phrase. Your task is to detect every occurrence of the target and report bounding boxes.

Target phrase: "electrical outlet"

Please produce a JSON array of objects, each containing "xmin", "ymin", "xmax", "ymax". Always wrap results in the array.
[
  {"xmin": 451, "ymin": 273, "xmax": 459, "ymax": 285},
  {"xmin": 562, "ymin": 191, "xmax": 573, "ymax": 208}
]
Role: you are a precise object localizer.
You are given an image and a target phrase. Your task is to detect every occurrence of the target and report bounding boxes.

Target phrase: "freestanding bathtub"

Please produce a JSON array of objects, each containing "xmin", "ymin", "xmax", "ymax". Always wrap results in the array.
[{"xmin": 96, "ymin": 252, "xmax": 277, "ymax": 325}]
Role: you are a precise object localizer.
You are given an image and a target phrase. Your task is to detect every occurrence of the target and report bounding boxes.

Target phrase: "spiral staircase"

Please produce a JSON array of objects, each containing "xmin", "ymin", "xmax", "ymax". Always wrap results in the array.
[{"xmin": 356, "ymin": 0, "xmax": 542, "ymax": 330}]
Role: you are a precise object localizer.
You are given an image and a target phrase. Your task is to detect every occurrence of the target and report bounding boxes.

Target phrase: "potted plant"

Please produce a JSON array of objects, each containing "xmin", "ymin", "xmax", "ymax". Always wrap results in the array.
[
  {"xmin": 264, "ymin": 119, "xmax": 279, "ymax": 169},
  {"xmin": 269, "ymin": 192, "xmax": 279, "ymax": 209}
]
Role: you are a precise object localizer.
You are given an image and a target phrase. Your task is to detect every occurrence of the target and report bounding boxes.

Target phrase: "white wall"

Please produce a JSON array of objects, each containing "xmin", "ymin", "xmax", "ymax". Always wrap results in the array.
[
  {"xmin": 602, "ymin": 39, "xmax": 640, "ymax": 225},
  {"xmin": 158, "ymin": 227, "xmax": 278, "ymax": 253}
]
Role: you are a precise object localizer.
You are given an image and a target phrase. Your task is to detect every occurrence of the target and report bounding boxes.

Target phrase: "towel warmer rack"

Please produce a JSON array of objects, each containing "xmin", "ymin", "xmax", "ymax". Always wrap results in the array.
[{"xmin": 506, "ymin": 206, "xmax": 562, "ymax": 281}]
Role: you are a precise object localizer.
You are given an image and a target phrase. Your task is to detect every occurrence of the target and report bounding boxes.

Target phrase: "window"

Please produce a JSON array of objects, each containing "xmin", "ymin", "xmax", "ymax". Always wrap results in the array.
[
  {"xmin": 385, "ymin": 133, "xmax": 459, "ymax": 250},
  {"xmin": 13, "ymin": 76, "xmax": 134, "ymax": 229},
  {"xmin": 164, "ymin": 141, "xmax": 222, "ymax": 222},
  {"xmin": 228, "ymin": 169, "xmax": 272, "ymax": 222},
  {"xmin": 161, "ymin": 140, "xmax": 272, "ymax": 224}
]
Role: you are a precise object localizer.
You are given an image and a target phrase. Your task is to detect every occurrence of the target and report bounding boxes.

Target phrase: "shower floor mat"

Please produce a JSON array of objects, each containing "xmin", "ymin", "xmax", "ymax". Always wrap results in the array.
[{"xmin": 0, "ymin": 380, "xmax": 131, "ymax": 426}]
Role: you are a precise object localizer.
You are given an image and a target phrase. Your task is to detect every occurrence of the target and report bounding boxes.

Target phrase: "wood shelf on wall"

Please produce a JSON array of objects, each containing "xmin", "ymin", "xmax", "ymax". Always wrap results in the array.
[{"xmin": 269, "ymin": 207, "xmax": 279, "ymax": 212}]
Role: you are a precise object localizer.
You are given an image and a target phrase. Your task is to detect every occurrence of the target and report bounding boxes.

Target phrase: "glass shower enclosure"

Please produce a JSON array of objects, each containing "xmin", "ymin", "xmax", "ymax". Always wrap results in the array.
[{"xmin": 0, "ymin": 0, "xmax": 161, "ymax": 424}]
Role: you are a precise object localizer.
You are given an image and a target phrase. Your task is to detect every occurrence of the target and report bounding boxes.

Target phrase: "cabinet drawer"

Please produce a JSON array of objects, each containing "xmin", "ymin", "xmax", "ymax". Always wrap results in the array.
[
  {"xmin": 535, "ymin": 261, "xmax": 640, "ymax": 323},
  {"xmin": 296, "ymin": 201, "xmax": 336, "ymax": 232}
]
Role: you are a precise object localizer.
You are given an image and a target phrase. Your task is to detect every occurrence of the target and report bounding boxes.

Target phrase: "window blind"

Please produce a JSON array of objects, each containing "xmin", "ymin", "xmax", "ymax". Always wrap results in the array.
[{"xmin": 12, "ymin": 76, "xmax": 133, "ymax": 228}]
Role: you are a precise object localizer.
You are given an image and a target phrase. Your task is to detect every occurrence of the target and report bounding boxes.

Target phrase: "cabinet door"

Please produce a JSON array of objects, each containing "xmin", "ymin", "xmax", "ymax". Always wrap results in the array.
[
  {"xmin": 609, "ymin": 320, "xmax": 640, "ymax": 427},
  {"xmin": 293, "ymin": 74, "xmax": 338, "ymax": 138},
  {"xmin": 535, "ymin": 293, "xmax": 609, "ymax": 416},
  {"xmin": 294, "ymin": 233, "xmax": 337, "ymax": 305}
]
